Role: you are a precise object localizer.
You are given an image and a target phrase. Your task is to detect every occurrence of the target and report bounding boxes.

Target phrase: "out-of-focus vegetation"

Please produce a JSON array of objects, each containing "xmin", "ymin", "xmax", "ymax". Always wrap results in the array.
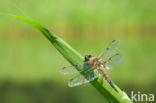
[{"xmin": 0, "ymin": 0, "xmax": 156, "ymax": 103}]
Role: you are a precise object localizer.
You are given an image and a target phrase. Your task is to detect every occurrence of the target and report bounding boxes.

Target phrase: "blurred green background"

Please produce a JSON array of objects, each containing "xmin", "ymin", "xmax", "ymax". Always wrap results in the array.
[{"xmin": 0, "ymin": 0, "xmax": 156, "ymax": 103}]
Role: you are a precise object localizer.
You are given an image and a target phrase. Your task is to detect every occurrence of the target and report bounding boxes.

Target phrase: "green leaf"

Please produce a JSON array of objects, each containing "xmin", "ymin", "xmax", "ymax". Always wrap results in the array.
[{"xmin": 6, "ymin": 14, "xmax": 132, "ymax": 103}]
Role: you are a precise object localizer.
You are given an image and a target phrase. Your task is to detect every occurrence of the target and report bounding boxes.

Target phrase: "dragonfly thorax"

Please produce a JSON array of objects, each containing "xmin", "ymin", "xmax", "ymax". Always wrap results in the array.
[{"xmin": 86, "ymin": 56, "xmax": 102, "ymax": 67}]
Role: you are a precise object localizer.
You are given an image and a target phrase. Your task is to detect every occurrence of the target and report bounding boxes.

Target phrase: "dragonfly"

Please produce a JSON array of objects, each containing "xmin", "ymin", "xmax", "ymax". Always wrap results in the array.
[{"xmin": 60, "ymin": 40, "xmax": 123, "ymax": 92}]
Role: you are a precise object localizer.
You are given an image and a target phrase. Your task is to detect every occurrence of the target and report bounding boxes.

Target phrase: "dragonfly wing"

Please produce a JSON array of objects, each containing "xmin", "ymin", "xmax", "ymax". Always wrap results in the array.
[
  {"xmin": 60, "ymin": 63, "xmax": 91, "ymax": 74},
  {"xmin": 104, "ymin": 53, "xmax": 123, "ymax": 69},
  {"xmin": 68, "ymin": 69, "xmax": 99, "ymax": 87},
  {"xmin": 99, "ymin": 40, "xmax": 120, "ymax": 61}
]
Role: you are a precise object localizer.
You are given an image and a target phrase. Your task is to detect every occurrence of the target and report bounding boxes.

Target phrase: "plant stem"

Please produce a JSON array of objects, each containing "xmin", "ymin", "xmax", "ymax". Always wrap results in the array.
[{"xmin": 6, "ymin": 14, "xmax": 132, "ymax": 103}]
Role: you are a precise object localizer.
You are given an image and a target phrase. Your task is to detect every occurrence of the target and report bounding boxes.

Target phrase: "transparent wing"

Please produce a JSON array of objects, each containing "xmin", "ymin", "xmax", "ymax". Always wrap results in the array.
[
  {"xmin": 68, "ymin": 69, "xmax": 100, "ymax": 87},
  {"xmin": 104, "ymin": 53, "xmax": 123, "ymax": 69},
  {"xmin": 98, "ymin": 40, "xmax": 120, "ymax": 61},
  {"xmin": 60, "ymin": 62, "xmax": 91, "ymax": 74}
]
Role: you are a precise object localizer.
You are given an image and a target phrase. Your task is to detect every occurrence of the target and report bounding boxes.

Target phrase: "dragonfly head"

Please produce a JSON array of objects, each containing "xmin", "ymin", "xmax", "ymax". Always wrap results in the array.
[{"xmin": 84, "ymin": 54, "xmax": 92, "ymax": 61}]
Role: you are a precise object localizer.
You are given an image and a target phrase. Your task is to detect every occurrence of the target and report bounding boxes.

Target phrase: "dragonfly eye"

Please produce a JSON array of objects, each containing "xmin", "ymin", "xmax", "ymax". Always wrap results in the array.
[{"xmin": 84, "ymin": 54, "xmax": 92, "ymax": 61}]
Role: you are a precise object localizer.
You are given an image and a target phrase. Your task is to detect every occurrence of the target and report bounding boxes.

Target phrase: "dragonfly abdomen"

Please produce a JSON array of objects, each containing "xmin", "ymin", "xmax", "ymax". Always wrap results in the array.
[
  {"xmin": 105, "ymin": 76, "xmax": 118, "ymax": 92},
  {"xmin": 98, "ymin": 68, "xmax": 118, "ymax": 92}
]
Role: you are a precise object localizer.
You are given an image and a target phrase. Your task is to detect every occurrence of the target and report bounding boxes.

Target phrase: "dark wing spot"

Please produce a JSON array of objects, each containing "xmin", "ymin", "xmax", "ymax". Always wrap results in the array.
[
  {"xmin": 109, "ymin": 58, "xmax": 112, "ymax": 61},
  {"xmin": 112, "ymin": 40, "xmax": 116, "ymax": 43},
  {"xmin": 70, "ymin": 78, "xmax": 74, "ymax": 81},
  {"xmin": 106, "ymin": 48, "xmax": 109, "ymax": 50},
  {"xmin": 116, "ymin": 53, "xmax": 119, "ymax": 55}
]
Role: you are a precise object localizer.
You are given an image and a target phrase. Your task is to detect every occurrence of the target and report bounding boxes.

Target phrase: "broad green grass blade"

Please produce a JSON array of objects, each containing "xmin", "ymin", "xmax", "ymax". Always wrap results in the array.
[{"xmin": 6, "ymin": 14, "xmax": 132, "ymax": 103}]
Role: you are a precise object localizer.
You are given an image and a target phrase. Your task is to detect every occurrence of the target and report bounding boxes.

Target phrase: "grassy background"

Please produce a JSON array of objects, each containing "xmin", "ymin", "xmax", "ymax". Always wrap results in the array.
[{"xmin": 0, "ymin": 0, "xmax": 156, "ymax": 103}]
